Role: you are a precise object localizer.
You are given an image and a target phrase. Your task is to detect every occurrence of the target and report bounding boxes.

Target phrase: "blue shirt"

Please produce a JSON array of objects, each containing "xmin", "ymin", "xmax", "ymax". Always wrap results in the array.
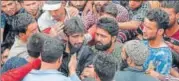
[
  {"xmin": 22, "ymin": 69, "xmax": 81, "ymax": 81},
  {"xmin": 114, "ymin": 67, "xmax": 159, "ymax": 81},
  {"xmin": 1, "ymin": 13, "xmax": 6, "ymax": 28},
  {"xmin": 142, "ymin": 40, "xmax": 172, "ymax": 75}
]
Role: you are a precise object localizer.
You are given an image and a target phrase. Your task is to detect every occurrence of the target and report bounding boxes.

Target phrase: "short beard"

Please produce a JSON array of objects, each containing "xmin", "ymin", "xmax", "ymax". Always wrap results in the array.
[
  {"xmin": 147, "ymin": 35, "xmax": 157, "ymax": 41},
  {"xmin": 68, "ymin": 41, "xmax": 82, "ymax": 54},
  {"xmin": 95, "ymin": 40, "xmax": 112, "ymax": 51}
]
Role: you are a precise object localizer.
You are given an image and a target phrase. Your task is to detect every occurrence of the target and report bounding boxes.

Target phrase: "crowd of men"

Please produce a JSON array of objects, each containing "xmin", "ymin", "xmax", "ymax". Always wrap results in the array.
[{"xmin": 1, "ymin": 0, "xmax": 179, "ymax": 81}]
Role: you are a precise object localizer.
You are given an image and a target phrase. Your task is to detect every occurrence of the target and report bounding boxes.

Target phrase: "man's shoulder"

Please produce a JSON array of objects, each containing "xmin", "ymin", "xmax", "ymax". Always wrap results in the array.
[
  {"xmin": 114, "ymin": 70, "xmax": 159, "ymax": 81},
  {"xmin": 79, "ymin": 45, "xmax": 94, "ymax": 55},
  {"xmin": 23, "ymin": 70, "xmax": 69, "ymax": 81}
]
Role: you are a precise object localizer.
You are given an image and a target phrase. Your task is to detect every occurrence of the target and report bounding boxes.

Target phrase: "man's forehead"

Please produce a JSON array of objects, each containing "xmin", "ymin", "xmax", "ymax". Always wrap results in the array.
[
  {"xmin": 71, "ymin": 33, "xmax": 84, "ymax": 36},
  {"xmin": 1, "ymin": 1, "xmax": 15, "ymax": 5},
  {"xmin": 23, "ymin": 1, "xmax": 37, "ymax": 5}
]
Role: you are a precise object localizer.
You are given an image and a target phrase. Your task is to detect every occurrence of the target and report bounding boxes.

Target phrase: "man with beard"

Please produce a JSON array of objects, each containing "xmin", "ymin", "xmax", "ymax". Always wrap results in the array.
[
  {"xmin": 92, "ymin": 17, "xmax": 122, "ymax": 60},
  {"xmin": 58, "ymin": 16, "xmax": 94, "ymax": 77},
  {"xmin": 69, "ymin": 1, "xmax": 87, "ymax": 16},
  {"xmin": 149, "ymin": 1, "xmax": 179, "ymax": 78},
  {"xmin": 142, "ymin": 8, "xmax": 172, "ymax": 75},
  {"xmin": 82, "ymin": 17, "xmax": 123, "ymax": 79},
  {"xmin": 161, "ymin": 1, "xmax": 179, "ymax": 54},
  {"xmin": 114, "ymin": 40, "xmax": 159, "ymax": 81}
]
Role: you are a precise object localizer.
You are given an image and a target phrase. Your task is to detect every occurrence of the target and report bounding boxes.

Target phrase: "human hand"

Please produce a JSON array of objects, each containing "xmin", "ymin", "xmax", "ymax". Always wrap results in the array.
[
  {"xmin": 83, "ymin": 1, "xmax": 93, "ymax": 15},
  {"xmin": 68, "ymin": 53, "xmax": 77, "ymax": 75},
  {"xmin": 166, "ymin": 41, "xmax": 179, "ymax": 54},
  {"xmin": 49, "ymin": 22, "xmax": 64, "ymax": 37},
  {"xmin": 68, "ymin": 6, "xmax": 79, "ymax": 17}
]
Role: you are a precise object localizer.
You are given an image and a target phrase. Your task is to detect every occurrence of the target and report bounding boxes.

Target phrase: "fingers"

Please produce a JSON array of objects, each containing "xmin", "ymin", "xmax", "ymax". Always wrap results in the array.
[{"xmin": 68, "ymin": 53, "xmax": 77, "ymax": 75}]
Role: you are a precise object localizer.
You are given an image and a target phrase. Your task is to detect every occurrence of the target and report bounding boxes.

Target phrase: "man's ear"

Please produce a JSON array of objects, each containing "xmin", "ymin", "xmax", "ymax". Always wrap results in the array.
[
  {"xmin": 157, "ymin": 29, "xmax": 164, "ymax": 36},
  {"xmin": 176, "ymin": 13, "xmax": 179, "ymax": 24},
  {"xmin": 176, "ymin": 13, "xmax": 179, "ymax": 18},
  {"xmin": 127, "ymin": 57, "xmax": 132, "ymax": 65},
  {"xmin": 19, "ymin": 33, "xmax": 25, "ymax": 38}
]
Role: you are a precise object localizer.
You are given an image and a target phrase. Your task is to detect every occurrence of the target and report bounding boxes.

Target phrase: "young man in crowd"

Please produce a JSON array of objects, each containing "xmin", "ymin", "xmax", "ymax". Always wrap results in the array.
[
  {"xmin": 83, "ymin": 1, "xmax": 129, "ymax": 29},
  {"xmin": 8, "ymin": 13, "xmax": 39, "ymax": 59},
  {"xmin": 38, "ymin": 1, "xmax": 79, "ymax": 33},
  {"xmin": 1, "ymin": 1, "xmax": 25, "ymax": 44},
  {"xmin": 22, "ymin": 36, "xmax": 80, "ymax": 81},
  {"xmin": 1, "ymin": 33, "xmax": 46, "ymax": 73},
  {"xmin": 161, "ymin": 1, "xmax": 179, "ymax": 54},
  {"xmin": 59, "ymin": 16, "xmax": 94, "ymax": 76},
  {"xmin": 81, "ymin": 53, "xmax": 118, "ymax": 81},
  {"xmin": 81, "ymin": 17, "xmax": 123, "ymax": 78},
  {"xmin": 142, "ymin": 8, "xmax": 172, "ymax": 75},
  {"xmin": 19, "ymin": 1, "xmax": 43, "ymax": 20},
  {"xmin": 118, "ymin": 0, "xmax": 151, "ymax": 30},
  {"xmin": 115, "ymin": 40, "xmax": 159, "ymax": 81}
]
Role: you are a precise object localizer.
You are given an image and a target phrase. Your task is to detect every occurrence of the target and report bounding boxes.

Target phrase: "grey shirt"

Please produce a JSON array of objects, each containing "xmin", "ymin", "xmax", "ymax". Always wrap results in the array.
[{"xmin": 8, "ymin": 37, "xmax": 29, "ymax": 60}]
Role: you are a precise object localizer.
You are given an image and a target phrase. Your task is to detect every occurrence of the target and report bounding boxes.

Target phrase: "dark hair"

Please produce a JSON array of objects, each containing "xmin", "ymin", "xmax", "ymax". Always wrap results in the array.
[
  {"xmin": 101, "ymin": 3, "xmax": 118, "ymax": 17},
  {"xmin": 146, "ymin": 8, "xmax": 169, "ymax": 30},
  {"xmin": 27, "ymin": 33, "xmax": 48, "ymax": 58},
  {"xmin": 96, "ymin": 17, "xmax": 119, "ymax": 36},
  {"xmin": 1, "ymin": 41, "xmax": 12, "ymax": 55},
  {"xmin": 17, "ymin": 0, "xmax": 23, "ymax": 3},
  {"xmin": 161, "ymin": 1, "xmax": 179, "ymax": 13},
  {"xmin": 94, "ymin": 54, "xmax": 118, "ymax": 81},
  {"xmin": 64, "ymin": 16, "xmax": 85, "ymax": 36},
  {"xmin": 12, "ymin": 13, "xmax": 35, "ymax": 36},
  {"xmin": 41, "ymin": 37, "xmax": 64, "ymax": 63}
]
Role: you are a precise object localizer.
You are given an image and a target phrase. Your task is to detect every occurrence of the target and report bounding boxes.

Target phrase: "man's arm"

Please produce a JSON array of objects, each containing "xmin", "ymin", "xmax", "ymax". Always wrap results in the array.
[
  {"xmin": 68, "ymin": 54, "xmax": 81, "ymax": 81},
  {"xmin": 1, "ymin": 59, "xmax": 41, "ymax": 81},
  {"xmin": 118, "ymin": 20, "xmax": 142, "ymax": 30}
]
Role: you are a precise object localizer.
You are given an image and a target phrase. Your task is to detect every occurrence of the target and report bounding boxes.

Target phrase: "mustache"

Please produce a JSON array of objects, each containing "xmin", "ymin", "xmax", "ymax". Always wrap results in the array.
[{"xmin": 95, "ymin": 41, "xmax": 103, "ymax": 45}]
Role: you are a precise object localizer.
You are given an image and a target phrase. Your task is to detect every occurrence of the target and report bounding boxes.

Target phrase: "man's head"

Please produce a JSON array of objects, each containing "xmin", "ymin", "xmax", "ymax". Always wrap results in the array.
[
  {"xmin": 70, "ymin": 1, "xmax": 87, "ymax": 11},
  {"xmin": 161, "ymin": 1, "xmax": 179, "ymax": 27},
  {"xmin": 129, "ymin": 0, "xmax": 143, "ymax": 10},
  {"xmin": 1, "ymin": 42, "xmax": 12, "ymax": 66},
  {"xmin": 12, "ymin": 13, "xmax": 38, "ymax": 42},
  {"xmin": 1, "ymin": 1, "xmax": 18, "ymax": 16},
  {"xmin": 64, "ymin": 16, "xmax": 85, "ymax": 53},
  {"xmin": 42, "ymin": 1, "xmax": 65, "ymax": 21},
  {"xmin": 120, "ymin": 40, "xmax": 149, "ymax": 70},
  {"xmin": 41, "ymin": 37, "xmax": 64, "ymax": 67},
  {"xmin": 100, "ymin": 3, "xmax": 118, "ymax": 18},
  {"xmin": 27, "ymin": 33, "xmax": 48, "ymax": 58},
  {"xmin": 94, "ymin": 1, "xmax": 109, "ymax": 13},
  {"xmin": 143, "ymin": 8, "xmax": 169, "ymax": 40},
  {"xmin": 95, "ymin": 17, "xmax": 119, "ymax": 51},
  {"xmin": 19, "ymin": 1, "xmax": 40, "ymax": 17},
  {"xmin": 94, "ymin": 54, "xmax": 118, "ymax": 81}
]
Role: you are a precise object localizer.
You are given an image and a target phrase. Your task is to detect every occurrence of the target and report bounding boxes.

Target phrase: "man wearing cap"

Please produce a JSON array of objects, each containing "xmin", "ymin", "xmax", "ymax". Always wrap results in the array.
[
  {"xmin": 38, "ymin": 1, "xmax": 79, "ymax": 33},
  {"xmin": 114, "ymin": 40, "xmax": 159, "ymax": 81}
]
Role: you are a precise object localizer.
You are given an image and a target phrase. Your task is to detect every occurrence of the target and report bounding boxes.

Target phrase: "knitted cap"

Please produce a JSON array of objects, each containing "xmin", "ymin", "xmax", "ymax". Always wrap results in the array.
[{"xmin": 123, "ymin": 40, "xmax": 149, "ymax": 66}]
